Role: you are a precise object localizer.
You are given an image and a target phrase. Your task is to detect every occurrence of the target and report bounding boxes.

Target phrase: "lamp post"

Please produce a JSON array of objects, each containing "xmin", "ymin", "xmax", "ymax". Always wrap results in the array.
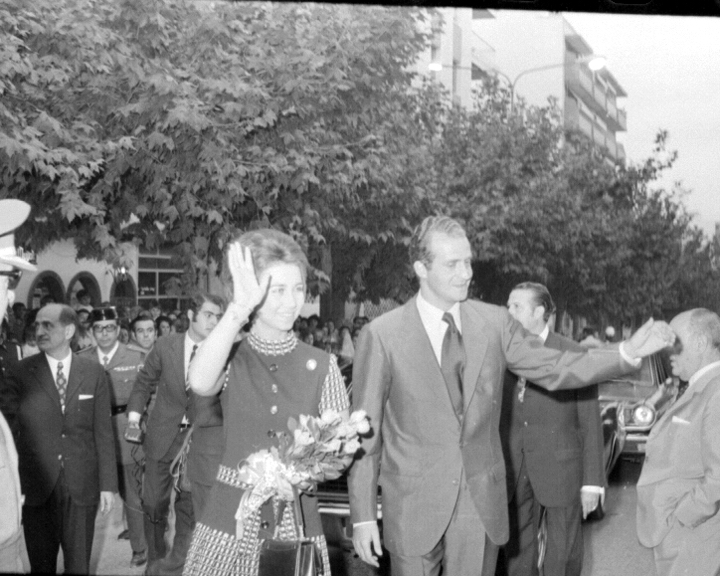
[
  {"xmin": 496, "ymin": 55, "xmax": 606, "ymax": 114},
  {"xmin": 428, "ymin": 55, "xmax": 606, "ymax": 114}
]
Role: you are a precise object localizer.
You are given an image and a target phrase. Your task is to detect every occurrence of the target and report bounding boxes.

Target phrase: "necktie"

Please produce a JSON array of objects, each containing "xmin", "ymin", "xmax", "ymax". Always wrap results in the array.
[
  {"xmin": 56, "ymin": 362, "xmax": 67, "ymax": 413},
  {"xmin": 441, "ymin": 313, "xmax": 465, "ymax": 416},
  {"xmin": 186, "ymin": 344, "xmax": 198, "ymax": 390},
  {"xmin": 102, "ymin": 355, "xmax": 109, "ymax": 369}
]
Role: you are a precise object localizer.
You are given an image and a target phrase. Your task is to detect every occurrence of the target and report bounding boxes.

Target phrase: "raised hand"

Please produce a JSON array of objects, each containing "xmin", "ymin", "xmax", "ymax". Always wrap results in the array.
[
  {"xmin": 227, "ymin": 242, "xmax": 270, "ymax": 311},
  {"xmin": 624, "ymin": 318, "xmax": 675, "ymax": 359}
]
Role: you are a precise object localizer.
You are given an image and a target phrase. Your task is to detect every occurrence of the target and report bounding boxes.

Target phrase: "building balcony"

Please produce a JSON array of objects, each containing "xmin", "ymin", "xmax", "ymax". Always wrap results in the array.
[
  {"xmin": 566, "ymin": 66, "xmax": 626, "ymax": 132},
  {"xmin": 565, "ymin": 98, "xmax": 624, "ymax": 162}
]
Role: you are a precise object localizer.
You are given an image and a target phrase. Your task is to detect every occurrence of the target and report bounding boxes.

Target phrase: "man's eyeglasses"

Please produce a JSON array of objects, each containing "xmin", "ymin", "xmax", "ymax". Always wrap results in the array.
[
  {"xmin": 0, "ymin": 269, "xmax": 22, "ymax": 289},
  {"xmin": 92, "ymin": 324, "xmax": 119, "ymax": 335}
]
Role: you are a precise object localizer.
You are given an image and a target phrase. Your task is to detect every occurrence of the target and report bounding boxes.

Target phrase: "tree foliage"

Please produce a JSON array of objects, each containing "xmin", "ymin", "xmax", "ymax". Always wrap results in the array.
[{"xmin": 2, "ymin": 0, "xmax": 717, "ymax": 322}]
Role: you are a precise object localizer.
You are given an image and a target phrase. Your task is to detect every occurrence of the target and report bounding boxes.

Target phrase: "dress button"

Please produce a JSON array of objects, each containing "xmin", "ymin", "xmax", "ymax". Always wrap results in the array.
[
  {"xmin": 267, "ymin": 429, "xmax": 275, "ymax": 437},
  {"xmin": 271, "ymin": 384, "xmax": 278, "ymax": 394},
  {"xmin": 269, "ymin": 364, "xmax": 278, "ymax": 372},
  {"xmin": 260, "ymin": 521, "xmax": 269, "ymax": 529},
  {"xmin": 270, "ymin": 406, "xmax": 278, "ymax": 415}
]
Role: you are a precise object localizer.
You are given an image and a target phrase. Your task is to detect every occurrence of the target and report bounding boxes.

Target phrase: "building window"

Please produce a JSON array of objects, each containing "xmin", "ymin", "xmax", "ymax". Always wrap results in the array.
[{"xmin": 137, "ymin": 252, "xmax": 187, "ymax": 313}]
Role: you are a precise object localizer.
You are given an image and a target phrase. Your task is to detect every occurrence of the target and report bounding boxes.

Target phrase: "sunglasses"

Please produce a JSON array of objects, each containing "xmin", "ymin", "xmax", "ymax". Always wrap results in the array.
[{"xmin": 0, "ymin": 269, "xmax": 22, "ymax": 290}]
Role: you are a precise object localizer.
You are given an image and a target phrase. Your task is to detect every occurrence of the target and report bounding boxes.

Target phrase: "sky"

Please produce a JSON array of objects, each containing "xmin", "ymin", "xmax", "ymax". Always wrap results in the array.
[{"xmin": 562, "ymin": 12, "xmax": 720, "ymax": 237}]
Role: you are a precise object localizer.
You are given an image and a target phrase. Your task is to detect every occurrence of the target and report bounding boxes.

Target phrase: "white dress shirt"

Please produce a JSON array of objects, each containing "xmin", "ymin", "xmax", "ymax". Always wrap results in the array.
[{"xmin": 415, "ymin": 292, "xmax": 462, "ymax": 365}]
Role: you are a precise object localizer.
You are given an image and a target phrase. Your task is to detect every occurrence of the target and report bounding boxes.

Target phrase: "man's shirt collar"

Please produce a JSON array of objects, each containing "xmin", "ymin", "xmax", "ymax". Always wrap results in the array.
[{"xmin": 689, "ymin": 359, "xmax": 720, "ymax": 388}]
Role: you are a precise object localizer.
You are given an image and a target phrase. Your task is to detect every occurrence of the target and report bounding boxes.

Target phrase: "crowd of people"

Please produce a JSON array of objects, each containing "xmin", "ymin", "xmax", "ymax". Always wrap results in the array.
[{"xmin": 1, "ymin": 208, "xmax": 719, "ymax": 576}]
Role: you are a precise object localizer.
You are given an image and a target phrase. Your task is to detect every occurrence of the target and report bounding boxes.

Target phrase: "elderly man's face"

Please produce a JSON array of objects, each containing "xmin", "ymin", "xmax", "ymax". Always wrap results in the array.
[{"xmin": 35, "ymin": 304, "xmax": 74, "ymax": 356}]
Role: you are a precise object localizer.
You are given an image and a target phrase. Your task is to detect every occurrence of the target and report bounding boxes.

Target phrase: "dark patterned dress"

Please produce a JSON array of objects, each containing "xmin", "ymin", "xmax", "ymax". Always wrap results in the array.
[{"xmin": 183, "ymin": 332, "xmax": 349, "ymax": 576}]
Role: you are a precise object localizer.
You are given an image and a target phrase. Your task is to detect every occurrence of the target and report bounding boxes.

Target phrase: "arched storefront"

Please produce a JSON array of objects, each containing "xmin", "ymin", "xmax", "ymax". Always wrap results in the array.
[
  {"xmin": 66, "ymin": 272, "xmax": 102, "ymax": 309},
  {"xmin": 26, "ymin": 271, "xmax": 65, "ymax": 309}
]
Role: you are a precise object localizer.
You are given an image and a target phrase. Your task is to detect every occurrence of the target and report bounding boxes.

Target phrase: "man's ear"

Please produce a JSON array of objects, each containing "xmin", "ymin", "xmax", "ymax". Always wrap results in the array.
[
  {"xmin": 186, "ymin": 309, "xmax": 194, "ymax": 324},
  {"xmin": 65, "ymin": 323, "xmax": 76, "ymax": 341},
  {"xmin": 695, "ymin": 333, "xmax": 710, "ymax": 353},
  {"xmin": 413, "ymin": 260, "xmax": 428, "ymax": 280}
]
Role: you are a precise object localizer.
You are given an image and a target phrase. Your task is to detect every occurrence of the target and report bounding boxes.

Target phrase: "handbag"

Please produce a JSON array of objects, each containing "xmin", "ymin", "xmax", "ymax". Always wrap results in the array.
[
  {"xmin": 257, "ymin": 487, "xmax": 322, "ymax": 576},
  {"xmin": 169, "ymin": 425, "xmax": 193, "ymax": 493}
]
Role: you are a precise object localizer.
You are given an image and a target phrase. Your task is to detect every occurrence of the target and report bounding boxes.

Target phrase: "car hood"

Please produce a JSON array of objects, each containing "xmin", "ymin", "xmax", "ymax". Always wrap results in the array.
[{"xmin": 598, "ymin": 380, "xmax": 656, "ymax": 402}]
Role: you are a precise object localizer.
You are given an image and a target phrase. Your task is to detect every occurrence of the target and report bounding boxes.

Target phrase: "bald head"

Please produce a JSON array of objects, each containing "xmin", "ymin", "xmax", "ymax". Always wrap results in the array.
[{"xmin": 669, "ymin": 308, "xmax": 720, "ymax": 381}]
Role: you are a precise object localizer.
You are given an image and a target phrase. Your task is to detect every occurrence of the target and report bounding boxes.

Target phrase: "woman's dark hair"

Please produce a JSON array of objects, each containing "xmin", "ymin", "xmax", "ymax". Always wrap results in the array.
[{"xmin": 155, "ymin": 315, "xmax": 172, "ymax": 332}]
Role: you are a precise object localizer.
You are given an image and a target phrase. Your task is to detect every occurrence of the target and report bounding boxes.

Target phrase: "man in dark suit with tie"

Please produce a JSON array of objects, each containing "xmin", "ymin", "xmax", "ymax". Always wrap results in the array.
[
  {"xmin": 348, "ymin": 215, "xmax": 675, "ymax": 576},
  {"xmin": 0, "ymin": 303, "xmax": 117, "ymax": 575},
  {"xmin": 499, "ymin": 282, "xmax": 604, "ymax": 576},
  {"xmin": 127, "ymin": 293, "xmax": 224, "ymax": 575}
]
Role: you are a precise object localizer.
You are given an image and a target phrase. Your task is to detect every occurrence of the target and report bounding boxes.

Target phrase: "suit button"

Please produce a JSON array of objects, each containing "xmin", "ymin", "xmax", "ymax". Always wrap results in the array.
[
  {"xmin": 452, "ymin": 479, "xmax": 459, "ymax": 485},
  {"xmin": 57, "ymin": 455, "xmax": 62, "ymax": 460},
  {"xmin": 269, "ymin": 364, "xmax": 278, "ymax": 372},
  {"xmin": 524, "ymin": 422, "xmax": 528, "ymax": 427},
  {"xmin": 270, "ymin": 406, "xmax": 278, "ymax": 415}
]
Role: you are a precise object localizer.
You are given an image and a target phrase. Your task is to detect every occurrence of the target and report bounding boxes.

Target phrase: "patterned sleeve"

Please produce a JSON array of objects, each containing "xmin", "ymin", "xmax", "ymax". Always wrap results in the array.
[{"xmin": 319, "ymin": 354, "xmax": 350, "ymax": 413}]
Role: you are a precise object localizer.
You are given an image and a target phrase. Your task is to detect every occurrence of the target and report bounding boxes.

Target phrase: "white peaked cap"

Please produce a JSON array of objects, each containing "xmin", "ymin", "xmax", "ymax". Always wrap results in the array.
[{"xmin": 0, "ymin": 199, "xmax": 37, "ymax": 271}]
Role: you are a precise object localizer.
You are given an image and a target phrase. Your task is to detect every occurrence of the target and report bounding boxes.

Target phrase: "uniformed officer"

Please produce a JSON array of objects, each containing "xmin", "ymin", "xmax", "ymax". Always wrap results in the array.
[{"xmin": 79, "ymin": 307, "xmax": 148, "ymax": 567}]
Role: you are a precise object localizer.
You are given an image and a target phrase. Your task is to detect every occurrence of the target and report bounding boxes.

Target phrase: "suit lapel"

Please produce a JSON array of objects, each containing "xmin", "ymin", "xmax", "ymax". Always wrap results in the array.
[
  {"xmin": 170, "ymin": 335, "xmax": 186, "ymax": 393},
  {"xmin": 460, "ymin": 302, "xmax": 490, "ymax": 414},
  {"xmin": 65, "ymin": 356, "xmax": 84, "ymax": 403},
  {"xmin": 403, "ymin": 301, "xmax": 457, "ymax": 410},
  {"xmin": 30, "ymin": 355, "xmax": 63, "ymax": 409},
  {"xmin": 654, "ymin": 364, "xmax": 720, "ymax": 434}
]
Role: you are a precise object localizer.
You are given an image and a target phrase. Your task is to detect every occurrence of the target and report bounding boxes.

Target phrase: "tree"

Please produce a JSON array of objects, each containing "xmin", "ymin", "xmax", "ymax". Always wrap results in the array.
[{"xmin": 2, "ymin": 0, "xmax": 436, "ymax": 308}]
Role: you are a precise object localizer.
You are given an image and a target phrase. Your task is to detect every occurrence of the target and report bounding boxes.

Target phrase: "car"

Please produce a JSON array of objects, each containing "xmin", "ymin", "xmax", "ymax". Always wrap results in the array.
[
  {"xmin": 598, "ymin": 351, "xmax": 678, "ymax": 470},
  {"xmin": 583, "ymin": 351, "xmax": 679, "ymax": 522}
]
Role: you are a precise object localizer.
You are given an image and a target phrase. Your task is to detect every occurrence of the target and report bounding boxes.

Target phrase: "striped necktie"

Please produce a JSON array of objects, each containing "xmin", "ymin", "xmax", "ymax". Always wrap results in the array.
[{"xmin": 56, "ymin": 362, "xmax": 67, "ymax": 413}]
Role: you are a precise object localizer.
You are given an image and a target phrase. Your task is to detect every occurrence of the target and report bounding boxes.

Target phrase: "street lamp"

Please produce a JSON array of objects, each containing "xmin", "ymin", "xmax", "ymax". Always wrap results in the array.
[
  {"xmin": 497, "ymin": 55, "xmax": 607, "ymax": 113},
  {"xmin": 427, "ymin": 54, "xmax": 607, "ymax": 113}
]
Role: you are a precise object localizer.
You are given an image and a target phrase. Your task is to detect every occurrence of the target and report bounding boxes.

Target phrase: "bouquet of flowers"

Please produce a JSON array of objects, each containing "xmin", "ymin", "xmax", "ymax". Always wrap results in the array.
[{"xmin": 234, "ymin": 409, "xmax": 370, "ymax": 538}]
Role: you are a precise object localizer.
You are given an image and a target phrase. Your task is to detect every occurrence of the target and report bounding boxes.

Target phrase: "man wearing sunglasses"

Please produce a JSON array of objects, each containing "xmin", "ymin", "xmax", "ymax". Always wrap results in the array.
[{"xmin": 79, "ymin": 307, "xmax": 148, "ymax": 567}]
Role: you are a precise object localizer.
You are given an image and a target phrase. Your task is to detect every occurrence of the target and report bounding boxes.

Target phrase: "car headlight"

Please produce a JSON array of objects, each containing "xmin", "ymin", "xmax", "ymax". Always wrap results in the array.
[{"xmin": 632, "ymin": 405, "xmax": 655, "ymax": 426}]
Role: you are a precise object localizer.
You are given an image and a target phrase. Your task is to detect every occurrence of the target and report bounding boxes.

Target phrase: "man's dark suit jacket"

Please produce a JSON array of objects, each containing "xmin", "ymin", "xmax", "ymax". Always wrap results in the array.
[
  {"xmin": 128, "ymin": 333, "xmax": 188, "ymax": 461},
  {"xmin": 500, "ymin": 331, "xmax": 604, "ymax": 507},
  {"xmin": 0, "ymin": 353, "xmax": 117, "ymax": 506}
]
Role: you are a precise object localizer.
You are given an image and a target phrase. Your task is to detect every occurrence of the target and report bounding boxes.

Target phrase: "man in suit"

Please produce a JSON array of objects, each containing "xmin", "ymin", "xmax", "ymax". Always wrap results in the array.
[
  {"xmin": 0, "ymin": 304, "xmax": 117, "ymax": 574},
  {"xmin": 127, "ymin": 293, "xmax": 224, "ymax": 575},
  {"xmin": 636, "ymin": 308, "xmax": 720, "ymax": 576},
  {"xmin": 499, "ymin": 282, "xmax": 604, "ymax": 576},
  {"xmin": 348, "ymin": 215, "xmax": 674, "ymax": 576},
  {"xmin": 79, "ymin": 307, "xmax": 148, "ymax": 567}
]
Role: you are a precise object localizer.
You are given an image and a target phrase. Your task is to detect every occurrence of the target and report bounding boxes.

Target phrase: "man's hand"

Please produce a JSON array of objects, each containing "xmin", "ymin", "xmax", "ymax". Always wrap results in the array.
[
  {"xmin": 100, "ymin": 491, "xmax": 114, "ymax": 515},
  {"xmin": 352, "ymin": 523, "xmax": 383, "ymax": 568},
  {"xmin": 581, "ymin": 491, "xmax": 601, "ymax": 519},
  {"xmin": 624, "ymin": 318, "xmax": 675, "ymax": 359}
]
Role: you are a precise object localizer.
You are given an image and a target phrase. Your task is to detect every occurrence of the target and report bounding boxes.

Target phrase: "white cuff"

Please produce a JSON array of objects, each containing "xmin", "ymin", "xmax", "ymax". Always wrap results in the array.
[
  {"xmin": 352, "ymin": 520, "xmax": 378, "ymax": 528},
  {"xmin": 618, "ymin": 342, "xmax": 642, "ymax": 367},
  {"xmin": 581, "ymin": 485, "xmax": 605, "ymax": 496}
]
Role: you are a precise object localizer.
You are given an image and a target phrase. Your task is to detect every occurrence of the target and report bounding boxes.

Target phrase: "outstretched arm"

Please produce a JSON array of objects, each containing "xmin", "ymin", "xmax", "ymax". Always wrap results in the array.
[{"xmin": 189, "ymin": 242, "xmax": 269, "ymax": 396}]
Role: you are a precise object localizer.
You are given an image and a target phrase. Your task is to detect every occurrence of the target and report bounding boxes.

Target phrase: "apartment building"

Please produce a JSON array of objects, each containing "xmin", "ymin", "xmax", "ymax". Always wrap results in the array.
[{"xmin": 471, "ymin": 10, "xmax": 627, "ymax": 161}]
